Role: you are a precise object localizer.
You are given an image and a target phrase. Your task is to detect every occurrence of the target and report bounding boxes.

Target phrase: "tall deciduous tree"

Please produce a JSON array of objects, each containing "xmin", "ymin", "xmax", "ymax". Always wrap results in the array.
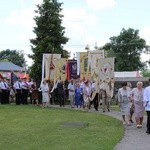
[
  {"xmin": 0, "ymin": 49, "xmax": 25, "ymax": 67},
  {"xmin": 103, "ymin": 28, "xmax": 147, "ymax": 71},
  {"xmin": 141, "ymin": 70, "xmax": 150, "ymax": 77},
  {"xmin": 30, "ymin": 0, "xmax": 69, "ymax": 83}
]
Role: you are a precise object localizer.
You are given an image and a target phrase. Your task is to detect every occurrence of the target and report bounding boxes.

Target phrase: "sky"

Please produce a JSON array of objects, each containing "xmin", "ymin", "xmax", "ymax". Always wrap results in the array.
[{"xmin": 0, "ymin": 0, "xmax": 150, "ymax": 67}]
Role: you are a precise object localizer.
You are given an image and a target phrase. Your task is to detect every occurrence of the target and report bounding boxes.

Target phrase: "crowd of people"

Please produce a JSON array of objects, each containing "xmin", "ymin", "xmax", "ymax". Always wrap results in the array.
[
  {"xmin": 118, "ymin": 80, "xmax": 150, "ymax": 135},
  {"xmin": 0, "ymin": 77, "xmax": 39, "ymax": 105},
  {"xmin": 0, "ymin": 77, "xmax": 110, "ymax": 111},
  {"xmin": 0, "ymin": 76, "xmax": 150, "ymax": 135},
  {"xmin": 56, "ymin": 78, "xmax": 110, "ymax": 112}
]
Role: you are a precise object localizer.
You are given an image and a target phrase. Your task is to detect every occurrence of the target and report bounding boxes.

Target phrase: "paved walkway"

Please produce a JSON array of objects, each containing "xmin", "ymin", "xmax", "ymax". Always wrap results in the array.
[
  {"xmin": 50, "ymin": 105, "xmax": 150, "ymax": 150},
  {"xmin": 102, "ymin": 111, "xmax": 150, "ymax": 150}
]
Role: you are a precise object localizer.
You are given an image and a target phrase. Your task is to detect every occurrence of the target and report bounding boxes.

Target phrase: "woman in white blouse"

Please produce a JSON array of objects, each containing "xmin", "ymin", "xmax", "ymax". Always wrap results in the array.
[
  {"xmin": 83, "ymin": 81, "xmax": 91, "ymax": 111},
  {"xmin": 118, "ymin": 82, "xmax": 131, "ymax": 125},
  {"xmin": 40, "ymin": 80, "xmax": 50, "ymax": 107},
  {"xmin": 129, "ymin": 82, "xmax": 144, "ymax": 128}
]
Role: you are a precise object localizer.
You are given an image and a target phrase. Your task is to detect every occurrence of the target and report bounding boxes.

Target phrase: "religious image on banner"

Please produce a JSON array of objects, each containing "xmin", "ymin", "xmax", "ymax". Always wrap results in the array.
[
  {"xmin": 98, "ymin": 57, "xmax": 115, "ymax": 98},
  {"xmin": 87, "ymin": 50, "xmax": 104, "ymax": 78},
  {"xmin": 84, "ymin": 57, "xmax": 88, "ymax": 72},
  {"xmin": 50, "ymin": 55, "xmax": 55, "ymax": 70},
  {"xmin": 55, "ymin": 58, "xmax": 67, "ymax": 81},
  {"xmin": 79, "ymin": 52, "xmax": 91, "ymax": 80},
  {"xmin": 43, "ymin": 54, "xmax": 61, "ymax": 81},
  {"xmin": 98, "ymin": 57, "xmax": 114, "ymax": 81},
  {"xmin": 68, "ymin": 60, "xmax": 78, "ymax": 79}
]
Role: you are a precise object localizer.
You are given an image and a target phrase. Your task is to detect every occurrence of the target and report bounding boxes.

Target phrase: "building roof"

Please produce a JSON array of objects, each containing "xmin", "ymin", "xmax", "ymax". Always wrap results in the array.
[
  {"xmin": 0, "ymin": 62, "xmax": 25, "ymax": 71},
  {"xmin": 115, "ymin": 71, "xmax": 142, "ymax": 78}
]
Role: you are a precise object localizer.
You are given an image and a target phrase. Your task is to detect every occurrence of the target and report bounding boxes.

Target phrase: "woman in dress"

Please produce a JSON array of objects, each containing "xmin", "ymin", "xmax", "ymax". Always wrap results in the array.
[
  {"xmin": 75, "ymin": 83, "xmax": 82, "ymax": 108},
  {"xmin": 31, "ymin": 81, "xmax": 39, "ymax": 105},
  {"xmin": 127, "ymin": 82, "xmax": 134, "ymax": 123},
  {"xmin": 40, "ymin": 79, "xmax": 50, "ymax": 107},
  {"xmin": 129, "ymin": 82, "xmax": 144, "ymax": 128},
  {"xmin": 83, "ymin": 81, "xmax": 91, "ymax": 111},
  {"xmin": 118, "ymin": 82, "xmax": 131, "ymax": 125}
]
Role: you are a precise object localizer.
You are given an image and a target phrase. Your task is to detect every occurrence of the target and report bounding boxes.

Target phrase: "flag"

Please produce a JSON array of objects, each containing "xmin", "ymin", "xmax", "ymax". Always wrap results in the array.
[{"xmin": 11, "ymin": 72, "xmax": 18, "ymax": 87}]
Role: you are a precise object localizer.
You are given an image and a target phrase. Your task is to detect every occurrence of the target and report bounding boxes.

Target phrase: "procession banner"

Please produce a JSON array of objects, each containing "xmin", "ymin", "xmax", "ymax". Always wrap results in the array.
[
  {"xmin": 43, "ymin": 53, "xmax": 61, "ymax": 81},
  {"xmin": 79, "ymin": 52, "xmax": 90, "ymax": 80},
  {"xmin": 98, "ymin": 57, "xmax": 114, "ymax": 81},
  {"xmin": 68, "ymin": 60, "xmax": 79, "ymax": 79},
  {"xmin": 98, "ymin": 57, "xmax": 115, "ymax": 98},
  {"xmin": 87, "ymin": 50, "xmax": 104, "ymax": 78},
  {"xmin": 55, "ymin": 58, "xmax": 67, "ymax": 81}
]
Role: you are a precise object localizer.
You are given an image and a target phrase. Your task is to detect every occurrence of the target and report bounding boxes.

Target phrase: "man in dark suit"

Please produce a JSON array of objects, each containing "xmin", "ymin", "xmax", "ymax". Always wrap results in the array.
[
  {"xmin": 57, "ymin": 80, "xmax": 64, "ymax": 107},
  {"xmin": 21, "ymin": 78, "xmax": 29, "ymax": 104}
]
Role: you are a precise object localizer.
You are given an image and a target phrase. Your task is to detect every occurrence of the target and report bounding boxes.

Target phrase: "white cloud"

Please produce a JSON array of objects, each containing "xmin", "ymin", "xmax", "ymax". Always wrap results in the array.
[
  {"xmin": 62, "ymin": 7, "xmax": 100, "ymax": 49},
  {"xmin": 32, "ymin": 0, "xmax": 43, "ymax": 5},
  {"xmin": 86, "ymin": 0, "xmax": 116, "ymax": 10},
  {"xmin": 4, "ymin": 7, "xmax": 35, "ymax": 30},
  {"xmin": 140, "ymin": 25, "xmax": 150, "ymax": 45}
]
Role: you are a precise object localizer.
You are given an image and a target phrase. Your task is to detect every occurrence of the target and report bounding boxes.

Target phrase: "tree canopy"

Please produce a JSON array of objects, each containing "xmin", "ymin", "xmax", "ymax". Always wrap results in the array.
[
  {"xmin": 103, "ymin": 28, "xmax": 147, "ymax": 71},
  {"xmin": 29, "ymin": 0, "xmax": 69, "ymax": 83},
  {"xmin": 141, "ymin": 70, "xmax": 150, "ymax": 77},
  {"xmin": 0, "ymin": 49, "xmax": 25, "ymax": 67}
]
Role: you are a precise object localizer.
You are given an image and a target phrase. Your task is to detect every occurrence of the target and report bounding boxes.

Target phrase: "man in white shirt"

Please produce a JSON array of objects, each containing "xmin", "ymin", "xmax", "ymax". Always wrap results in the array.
[
  {"xmin": 143, "ymin": 78, "xmax": 150, "ymax": 134},
  {"xmin": 21, "ymin": 77, "xmax": 29, "ymax": 104},
  {"xmin": 13, "ymin": 78, "xmax": 22, "ymax": 105},
  {"xmin": 0, "ymin": 78, "xmax": 9, "ymax": 104},
  {"xmin": 68, "ymin": 79, "xmax": 75, "ymax": 108}
]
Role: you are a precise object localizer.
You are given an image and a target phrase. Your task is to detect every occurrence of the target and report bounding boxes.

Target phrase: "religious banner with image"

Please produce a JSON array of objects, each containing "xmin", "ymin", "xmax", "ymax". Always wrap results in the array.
[
  {"xmin": 43, "ymin": 54, "xmax": 61, "ymax": 81},
  {"xmin": 98, "ymin": 57, "xmax": 114, "ymax": 81},
  {"xmin": 55, "ymin": 58, "xmax": 67, "ymax": 81},
  {"xmin": 68, "ymin": 60, "xmax": 78, "ymax": 79},
  {"xmin": 79, "ymin": 52, "xmax": 91, "ymax": 80},
  {"xmin": 98, "ymin": 57, "xmax": 115, "ymax": 98},
  {"xmin": 87, "ymin": 50, "xmax": 104, "ymax": 78}
]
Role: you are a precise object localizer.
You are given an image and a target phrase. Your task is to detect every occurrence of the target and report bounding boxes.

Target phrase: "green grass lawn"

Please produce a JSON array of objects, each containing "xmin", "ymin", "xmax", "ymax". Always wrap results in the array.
[{"xmin": 0, "ymin": 105, "xmax": 124, "ymax": 150}]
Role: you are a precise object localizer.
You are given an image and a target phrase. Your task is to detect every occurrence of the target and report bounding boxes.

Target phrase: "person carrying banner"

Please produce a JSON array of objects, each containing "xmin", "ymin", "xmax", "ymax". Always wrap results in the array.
[{"xmin": 91, "ymin": 79, "xmax": 99, "ymax": 111}]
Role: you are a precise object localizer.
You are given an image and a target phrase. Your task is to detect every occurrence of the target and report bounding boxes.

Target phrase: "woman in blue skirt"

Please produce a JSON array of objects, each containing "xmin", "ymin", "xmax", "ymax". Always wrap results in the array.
[{"xmin": 75, "ymin": 83, "xmax": 82, "ymax": 108}]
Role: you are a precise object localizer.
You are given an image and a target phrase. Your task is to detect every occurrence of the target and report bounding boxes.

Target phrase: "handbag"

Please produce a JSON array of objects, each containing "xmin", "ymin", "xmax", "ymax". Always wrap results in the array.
[{"xmin": 130, "ymin": 103, "xmax": 134, "ymax": 113}]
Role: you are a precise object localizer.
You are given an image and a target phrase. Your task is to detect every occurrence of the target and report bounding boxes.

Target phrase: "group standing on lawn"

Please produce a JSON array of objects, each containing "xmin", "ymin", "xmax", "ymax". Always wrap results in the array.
[{"xmin": 0, "ymin": 76, "xmax": 150, "ymax": 135}]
